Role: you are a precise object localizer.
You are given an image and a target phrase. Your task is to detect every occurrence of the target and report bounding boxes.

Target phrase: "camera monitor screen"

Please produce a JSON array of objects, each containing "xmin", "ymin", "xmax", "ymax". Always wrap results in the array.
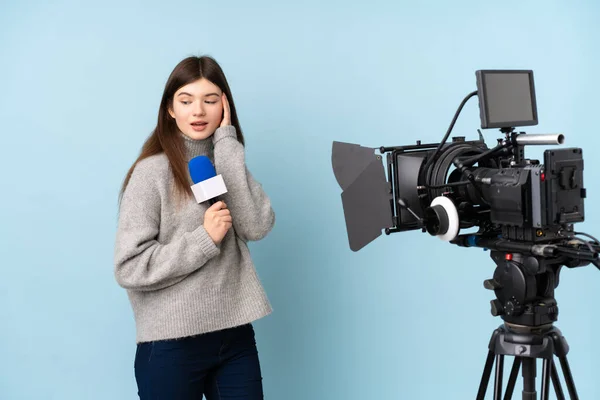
[{"xmin": 476, "ymin": 70, "xmax": 538, "ymax": 129}]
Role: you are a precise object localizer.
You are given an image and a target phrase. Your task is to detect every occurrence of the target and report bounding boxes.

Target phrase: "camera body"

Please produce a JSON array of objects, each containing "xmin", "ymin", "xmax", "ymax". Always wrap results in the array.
[
  {"xmin": 332, "ymin": 70, "xmax": 588, "ymax": 252},
  {"xmin": 388, "ymin": 133, "xmax": 586, "ymax": 244}
]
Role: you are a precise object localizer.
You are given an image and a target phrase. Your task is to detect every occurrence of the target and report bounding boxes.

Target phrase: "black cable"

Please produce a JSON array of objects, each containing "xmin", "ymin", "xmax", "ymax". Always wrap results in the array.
[
  {"xmin": 456, "ymin": 143, "xmax": 509, "ymax": 171},
  {"xmin": 571, "ymin": 238, "xmax": 595, "ymax": 255},
  {"xmin": 427, "ymin": 181, "xmax": 470, "ymax": 189},
  {"xmin": 573, "ymin": 231, "xmax": 600, "ymax": 245},
  {"xmin": 423, "ymin": 90, "xmax": 478, "ymax": 188},
  {"xmin": 573, "ymin": 231, "xmax": 600, "ymax": 254},
  {"xmin": 428, "ymin": 142, "xmax": 484, "ymax": 194}
]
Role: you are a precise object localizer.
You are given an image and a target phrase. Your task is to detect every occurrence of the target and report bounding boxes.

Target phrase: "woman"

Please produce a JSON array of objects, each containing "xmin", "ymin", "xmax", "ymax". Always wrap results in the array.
[{"xmin": 114, "ymin": 55, "xmax": 275, "ymax": 399}]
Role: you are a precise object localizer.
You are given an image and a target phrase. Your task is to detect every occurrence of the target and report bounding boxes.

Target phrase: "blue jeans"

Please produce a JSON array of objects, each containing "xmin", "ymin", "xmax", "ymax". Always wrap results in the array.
[{"xmin": 134, "ymin": 324, "xmax": 264, "ymax": 399}]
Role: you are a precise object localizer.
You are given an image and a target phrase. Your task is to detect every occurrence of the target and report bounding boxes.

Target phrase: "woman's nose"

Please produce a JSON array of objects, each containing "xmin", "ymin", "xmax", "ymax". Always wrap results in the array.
[{"xmin": 193, "ymin": 101, "xmax": 205, "ymax": 116}]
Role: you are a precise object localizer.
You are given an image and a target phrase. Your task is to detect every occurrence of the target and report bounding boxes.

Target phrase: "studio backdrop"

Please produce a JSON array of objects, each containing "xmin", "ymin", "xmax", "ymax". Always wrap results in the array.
[{"xmin": 1, "ymin": 0, "xmax": 599, "ymax": 399}]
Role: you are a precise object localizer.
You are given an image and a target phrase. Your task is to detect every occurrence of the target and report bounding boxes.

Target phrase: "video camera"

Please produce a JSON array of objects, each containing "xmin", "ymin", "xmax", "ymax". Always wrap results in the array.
[
  {"xmin": 332, "ymin": 69, "xmax": 600, "ymax": 399},
  {"xmin": 333, "ymin": 70, "xmax": 587, "ymax": 250},
  {"xmin": 332, "ymin": 69, "xmax": 599, "ymax": 323}
]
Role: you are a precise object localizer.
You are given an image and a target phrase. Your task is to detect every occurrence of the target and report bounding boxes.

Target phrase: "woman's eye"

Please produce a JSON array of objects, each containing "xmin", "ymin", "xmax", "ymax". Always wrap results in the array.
[
  {"xmin": 181, "ymin": 101, "xmax": 191, "ymax": 105},
  {"xmin": 205, "ymin": 101, "xmax": 217, "ymax": 104}
]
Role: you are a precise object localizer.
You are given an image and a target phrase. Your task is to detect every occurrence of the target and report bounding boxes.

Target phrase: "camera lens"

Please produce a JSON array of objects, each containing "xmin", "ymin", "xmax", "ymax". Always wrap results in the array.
[{"xmin": 425, "ymin": 205, "xmax": 450, "ymax": 236}]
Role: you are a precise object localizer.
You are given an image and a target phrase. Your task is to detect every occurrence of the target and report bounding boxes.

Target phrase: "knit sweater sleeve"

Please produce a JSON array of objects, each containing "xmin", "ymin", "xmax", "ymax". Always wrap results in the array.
[
  {"xmin": 114, "ymin": 157, "xmax": 220, "ymax": 291},
  {"xmin": 212, "ymin": 126, "xmax": 275, "ymax": 242}
]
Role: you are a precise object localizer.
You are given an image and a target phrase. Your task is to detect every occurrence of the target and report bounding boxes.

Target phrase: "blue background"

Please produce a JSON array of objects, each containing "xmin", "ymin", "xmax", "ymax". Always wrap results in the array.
[{"xmin": 2, "ymin": 0, "xmax": 599, "ymax": 398}]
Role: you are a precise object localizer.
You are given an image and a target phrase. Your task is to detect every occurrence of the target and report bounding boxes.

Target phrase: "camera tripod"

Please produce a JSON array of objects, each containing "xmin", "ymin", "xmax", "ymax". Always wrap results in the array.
[
  {"xmin": 476, "ymin": 322, "xmax": 578, "ymax": 400},
  {"xmin": 465, "ymin": 244, "xmax": 596, "ymax": 400}
]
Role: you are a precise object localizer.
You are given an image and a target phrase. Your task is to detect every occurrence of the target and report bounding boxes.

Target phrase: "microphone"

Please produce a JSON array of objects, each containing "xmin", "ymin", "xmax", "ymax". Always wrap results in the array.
[{"xmin": 188, "ymin": 156, "xmax": 228, "ymax": 204}]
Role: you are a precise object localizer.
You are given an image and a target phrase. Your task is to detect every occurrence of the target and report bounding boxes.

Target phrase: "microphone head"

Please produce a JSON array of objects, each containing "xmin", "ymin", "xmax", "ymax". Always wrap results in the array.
[{"xmin": 188, "ymin": 156, "xmax": 217, "ymax": 184}]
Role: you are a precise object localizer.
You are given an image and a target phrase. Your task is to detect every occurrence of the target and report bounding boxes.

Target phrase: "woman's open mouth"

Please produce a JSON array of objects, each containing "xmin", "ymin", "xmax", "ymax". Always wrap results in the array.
[{"xmin": 191, "ymin": 121, "xmax": 208, "ymax": 131}]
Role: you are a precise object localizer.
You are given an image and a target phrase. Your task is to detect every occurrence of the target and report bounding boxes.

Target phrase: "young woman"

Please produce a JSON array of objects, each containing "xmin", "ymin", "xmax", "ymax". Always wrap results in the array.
[{"xmin": 114, "ymin": 55, "xmax": 275, "ymax": 399}]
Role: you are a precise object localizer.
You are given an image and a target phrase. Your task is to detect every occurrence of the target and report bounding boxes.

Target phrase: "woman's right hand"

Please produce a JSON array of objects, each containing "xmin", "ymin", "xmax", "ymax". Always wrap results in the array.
[{"xmin": 203, "ymin": 201, "xmax": 232, "ymax": 244}]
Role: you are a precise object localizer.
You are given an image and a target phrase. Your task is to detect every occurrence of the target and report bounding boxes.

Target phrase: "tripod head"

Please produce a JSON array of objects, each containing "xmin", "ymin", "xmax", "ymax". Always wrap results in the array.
[{"xmin": 451, "ymin": 233, "xmax": 600, "ymax": 327}]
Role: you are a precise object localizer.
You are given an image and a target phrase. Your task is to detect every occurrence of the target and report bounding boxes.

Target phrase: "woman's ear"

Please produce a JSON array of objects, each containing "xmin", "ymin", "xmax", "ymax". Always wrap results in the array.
[{"xmin": 168, "ymin": 108, "xmax": 175, "ymax": 119}]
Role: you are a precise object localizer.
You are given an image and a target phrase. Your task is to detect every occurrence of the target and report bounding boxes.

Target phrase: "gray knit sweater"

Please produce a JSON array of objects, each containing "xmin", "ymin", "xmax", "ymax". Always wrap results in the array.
[{"xmin": 114, "ymin": 126, "xmax": 274, "ymax": 343}]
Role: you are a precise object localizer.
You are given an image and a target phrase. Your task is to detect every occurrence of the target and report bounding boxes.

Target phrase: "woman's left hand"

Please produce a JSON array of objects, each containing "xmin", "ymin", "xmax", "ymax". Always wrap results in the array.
[{"xmin": 220, "ymin": 93, "xmax": 231, "ymax": 127}]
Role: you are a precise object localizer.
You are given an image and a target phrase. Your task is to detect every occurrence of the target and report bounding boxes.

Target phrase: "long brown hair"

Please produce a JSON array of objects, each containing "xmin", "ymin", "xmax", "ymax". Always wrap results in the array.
[{"xmin": 119, "ymin": 56, "xmax": 244, "ymax": 204}]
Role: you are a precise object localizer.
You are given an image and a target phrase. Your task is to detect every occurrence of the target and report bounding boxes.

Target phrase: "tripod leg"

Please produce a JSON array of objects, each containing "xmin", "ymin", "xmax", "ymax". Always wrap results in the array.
[
  {"xmin": 494, "ymin": 355, "xmax": 505, "ymax": 400},
  {"xmin": 477, "ymin": 351, "xmax": 496, "ymax": 400},
  {"xmin": 521, "ymin": 358, "xmax": 537, "ymax": 400},
  {"xmin": 550, "ymin": 360, "xmax": 566, "ymax": 400},
  {"xmin": 557, "ymin": 356, "xmax": 579, "ymax": 400},
  {"xmin": 504, "ymin": 357, "xmax": 521, "ymax": 400},
  {"xmin": 540, "ymin": 358, "xmax": 551, "ymax": 400}
]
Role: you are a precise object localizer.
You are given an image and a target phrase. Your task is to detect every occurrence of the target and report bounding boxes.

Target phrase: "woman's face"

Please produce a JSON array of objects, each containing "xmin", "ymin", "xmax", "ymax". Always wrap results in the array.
[{"xmin": 169, "ymin": 78, "xmax": 224, "ymax": 140}]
